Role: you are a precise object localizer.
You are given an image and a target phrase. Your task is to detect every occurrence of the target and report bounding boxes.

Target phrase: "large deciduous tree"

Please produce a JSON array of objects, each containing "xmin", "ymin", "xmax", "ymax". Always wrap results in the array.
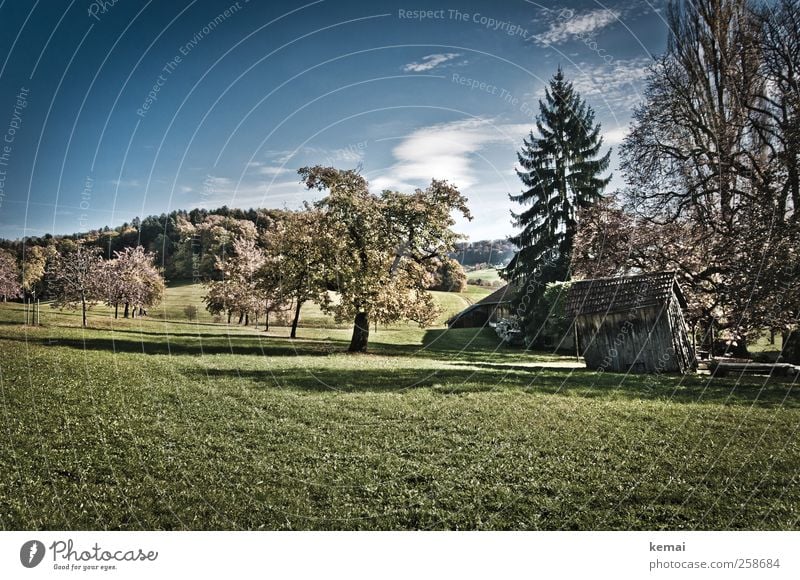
[
  {"xmin": 299, "ymin": 166, "xmax": 471, "ymax": 352},
  {"xmin": 618, "ymin": 0, "xmax": 800, "ymax": 353}
]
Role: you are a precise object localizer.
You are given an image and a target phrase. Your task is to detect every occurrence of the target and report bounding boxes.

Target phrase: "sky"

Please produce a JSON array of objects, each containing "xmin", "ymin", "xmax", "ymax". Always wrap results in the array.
[{"xmin": 0, "ymin": 0, "xmax": 670, "ymax": 241}]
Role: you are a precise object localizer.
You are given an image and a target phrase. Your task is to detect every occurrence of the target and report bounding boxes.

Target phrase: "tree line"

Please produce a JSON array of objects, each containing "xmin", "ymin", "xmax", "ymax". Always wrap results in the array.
[{"xmin": 0, "ymin": 241, "xmax": 164, "ymax": 327}]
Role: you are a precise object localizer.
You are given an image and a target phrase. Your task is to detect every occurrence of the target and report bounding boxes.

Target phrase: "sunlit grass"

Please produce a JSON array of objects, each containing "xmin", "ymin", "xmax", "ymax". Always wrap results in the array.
[{"xmin": 0, "ymin": 285, "xmax": 798, "ymax": 530}]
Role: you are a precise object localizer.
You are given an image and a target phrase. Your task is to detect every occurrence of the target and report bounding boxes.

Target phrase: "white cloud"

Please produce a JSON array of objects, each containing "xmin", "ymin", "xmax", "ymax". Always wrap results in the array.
[
  {"xmin": 402, "ymin": 53, "xmax": 461, "ymax": 72},
  {"xmin": 257, "ymin": 166, "xmax": 291, "ymax": 176},
  {"xmin": 533, "ymin": 8, "xmax": 620, "ymax": 46},
  {"xmin": 602, "ymin": 126, "xmax": 628, "ymax": 146},
  {"xmin": 371, "ymin": 118, "xmax": 529, "ymax": 192},
  {"xmin": 570, "ymin": 57, "xmax": 652, "ymax": 111},
  {"xmin": 186, "ymin": 176, "xmax": 308, "ymax": 209}
]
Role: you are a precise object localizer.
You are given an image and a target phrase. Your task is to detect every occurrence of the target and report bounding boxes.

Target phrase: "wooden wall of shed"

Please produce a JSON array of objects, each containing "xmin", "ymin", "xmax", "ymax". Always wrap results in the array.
[
  {"xmin": 665, "ymin": 296, "xmax": 696, "ymax": 372},
  {"xmin": 576, "ymin": 302, "xmax": 692, "ymax": 373}
]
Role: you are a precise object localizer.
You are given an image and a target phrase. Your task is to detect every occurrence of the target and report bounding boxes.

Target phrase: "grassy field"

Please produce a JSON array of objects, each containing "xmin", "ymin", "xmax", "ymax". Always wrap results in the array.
[
  {"xmin": 0, "ymin": 284, "xmax": 798, "ymax": 530},
  {"xmin": 466, "ymin": 267, "xmax": 503, "ymax": 285}
]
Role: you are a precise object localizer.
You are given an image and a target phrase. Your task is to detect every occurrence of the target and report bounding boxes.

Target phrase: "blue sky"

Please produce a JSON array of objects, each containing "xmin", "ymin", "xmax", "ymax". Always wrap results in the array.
[{"xmin": 0, "ymin": 0, "xmax": 669, "ymax": 241}]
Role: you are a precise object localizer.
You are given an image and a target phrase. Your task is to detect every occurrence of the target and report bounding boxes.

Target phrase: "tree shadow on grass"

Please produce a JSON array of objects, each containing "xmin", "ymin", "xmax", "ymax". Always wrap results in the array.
[
  {"xmin": 182, "ymin": 364, "xmax": 800, "ymax": 407},
  {"xmin": 0, "ymin": 335, "xmax": 337, "ymax": 358}
]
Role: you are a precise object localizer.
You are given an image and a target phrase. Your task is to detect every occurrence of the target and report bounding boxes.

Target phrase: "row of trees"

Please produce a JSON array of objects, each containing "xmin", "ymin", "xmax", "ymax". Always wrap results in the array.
[
  {"xmin": 204, "ymin": 167, "xmax": 471, "ymax": 352},
  {"xmin": 0, "ymin": 206, "xmax": 286, "ymax": 282},
  {"xmin": 0, "ymin": 242, "xmax": 164, "ymax": 326},
  {"xmin": 506, "ymin": 0, "xmax": 799, "ymax": 358}
]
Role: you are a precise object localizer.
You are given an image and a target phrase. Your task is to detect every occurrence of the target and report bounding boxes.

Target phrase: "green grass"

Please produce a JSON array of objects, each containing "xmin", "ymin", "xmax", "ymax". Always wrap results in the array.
[
  {"xmin": 466, "ymin": 267, "xmax": 503, "ymax": 284},
  {"xmin": 1, "ymin": 286, "xmax": 799, "ymax": 530}
]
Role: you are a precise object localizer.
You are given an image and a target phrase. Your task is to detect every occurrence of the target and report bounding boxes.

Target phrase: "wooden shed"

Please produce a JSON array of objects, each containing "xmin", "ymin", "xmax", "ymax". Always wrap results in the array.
[
  {"xmin": 446, "ymin": 284, "xmax": 515, "ymax": 328},
  {"xmin": 565, "ymin": 272, "xmax": 695, "ymax": 374}
]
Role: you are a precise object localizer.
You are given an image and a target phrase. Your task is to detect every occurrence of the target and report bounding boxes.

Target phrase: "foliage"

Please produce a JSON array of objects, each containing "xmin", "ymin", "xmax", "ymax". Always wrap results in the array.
[
  {"xmin": 21, "ymin": 245, "xmax": 50, "ymax": 297},
  {"xmin": 100, "ymin": 246, "xmax": 165, "ymax": 317},
  {"xmin": 299, "ymin": 165, "xmax": 472, "ymax": 352},
  {"xmin": 505, "ymin": 67, "xmax": 610, "ymax": 344},
  {"xmin": 47, "ymin": 243, "xmax": 104, "ymax": 326},
  {"xmin": 522, "ymin": 281, "xmax": 573, "ymax": 348},
  {"xmin": 0, "ymin": 248, "xmax": 22, "ymax": 300},
  {"xmin": 259, "ymin": 208, "xmax": 327, "ymax": 337},
  {"xmin": 617, "ymin": 0, "xmax": 800, "ymax": 346},
  {"xmin": 428, "ymin": 257, "xmax": 467, "ymax": 292},
  {"xmin": 203, "ymin": 237, "xmax": 266, "ymax": 324},
  {"xmin": 506, "ymin": 67, "xmax": 611, "ymax": 282},
  {"xmin": 183, "ymin": 304, "xmax": 198, "ymax": 321}
]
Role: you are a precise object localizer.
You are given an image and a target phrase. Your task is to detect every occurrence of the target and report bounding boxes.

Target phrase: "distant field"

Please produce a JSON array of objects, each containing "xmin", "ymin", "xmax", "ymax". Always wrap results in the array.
[
  {"xmin": 1, "ymin": 284, "xmax": 798, "ymax": 530},
  {"xmin": 151, "ymin": 281, "xmax": 493, "ymax": 330},
  {"xmin": 466, "ymin": 268, "xmax": 503, "ymax": 284}
]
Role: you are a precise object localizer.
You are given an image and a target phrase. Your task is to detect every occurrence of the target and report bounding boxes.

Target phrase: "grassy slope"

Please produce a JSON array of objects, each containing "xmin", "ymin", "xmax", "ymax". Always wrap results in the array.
[
  {"xmin": 466, "ymin": 268, "xmax": 502, "ymax": 283},
  {"xmin": 0, "ymin": 287, "xmax": 798, "ymax": 530}
]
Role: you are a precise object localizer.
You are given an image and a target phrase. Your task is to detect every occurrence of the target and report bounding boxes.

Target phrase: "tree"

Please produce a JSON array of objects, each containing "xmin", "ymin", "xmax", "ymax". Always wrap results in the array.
[
  {"xmin": 299, "ymin": 166, "xmax": 471, "ymax": 352},
  {"xmin": 505, "ymin": 67, "xmax": 611, "ymax": 340},
  {"xmin": 428, "ymin": 257, "xmax": 467, "ymax": 292},
  {"xmin": 0, "ymin": 249, "xmax": 22, "ymax": 301},
  {"xmin": 21, "ymin": 245, "xmax": 49, "ymax": 300},
  {"xmin": 507, "ymin": 67, "xmax": 611, "ymax": 281},
  {"xmin": 203, "ymin": 237, "xmax": 266, "ymax": 326},
  {"xmin": 48, "ymin": 243, "xmax": 104, "ymax": 327},
  {"xmin": 259, "ymin": 208, "xmax": 326, "ymax": 338},
  {"xmin": 102, "ymin": 246, "xmax": 165, "ymax": 318},
  {"xmin": 619, "ymin": 0, "xmax": 800, "ymax": 351}
]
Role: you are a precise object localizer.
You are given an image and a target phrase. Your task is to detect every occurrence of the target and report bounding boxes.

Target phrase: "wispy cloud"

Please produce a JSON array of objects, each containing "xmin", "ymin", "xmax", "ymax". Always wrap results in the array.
[
  {"xmin": 402, "ymin": 53, "xmax": 461, "ymax": 72},
  {"xmin": 371, "ymin": 118, "xmax": 529, "ymax": 192},
  {"xmin": 533, "ymin": 8, "xmax": 620, "ymax": 46},
  {"xmin": 262, "ymin": 143, "xmax": 367, "ymax": 168},
  {"xmin": 602, "ymin": 126, "xmax": 628, "ymax": 146},
  {"xmin": 570, "ymin": 57, "xmax": 652, "ymax": 111},
  {"xmin": 110, "ymin": 178, "xmax": 140, "ymax": 188}
]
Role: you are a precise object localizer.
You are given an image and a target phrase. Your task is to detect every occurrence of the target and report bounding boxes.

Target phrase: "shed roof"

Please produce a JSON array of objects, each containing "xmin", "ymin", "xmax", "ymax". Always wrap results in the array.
[
  {"xmin": 565, "ymin": 271, "xmax": 686, "ymax": 317},
  {"xmin": 445, "ymin": 283, "xmax": 516, "ymax": 326},
  {"xmin": 474, "ymin": 283, "xmax": 517, "ymax": 306}
]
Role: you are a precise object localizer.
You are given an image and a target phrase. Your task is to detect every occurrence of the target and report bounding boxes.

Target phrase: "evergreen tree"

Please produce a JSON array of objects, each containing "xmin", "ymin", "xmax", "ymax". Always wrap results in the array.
[
  {"xmin": 508, "ymin": 68, "xmax": 611, "ymax": 280},
  {"xmin": 506, "ymin": 67, "xmax": 611, "ymax": 343}
]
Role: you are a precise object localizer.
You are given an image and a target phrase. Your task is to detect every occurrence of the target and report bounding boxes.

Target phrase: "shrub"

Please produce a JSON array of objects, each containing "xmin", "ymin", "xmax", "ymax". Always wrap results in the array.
[{"xmin": 183, "ymin": 305, "xmax": 198, "ymax": 321}]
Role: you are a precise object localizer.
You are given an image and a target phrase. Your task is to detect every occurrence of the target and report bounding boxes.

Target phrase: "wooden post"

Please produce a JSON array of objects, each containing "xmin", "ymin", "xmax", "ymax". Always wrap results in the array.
[
  {"xmin": 574, "ymin": 322, "xmax": 580, "ymax": 362},
  {"xmin": 36, "ymin": 299, "xmax": 40, "ymax": 325}
]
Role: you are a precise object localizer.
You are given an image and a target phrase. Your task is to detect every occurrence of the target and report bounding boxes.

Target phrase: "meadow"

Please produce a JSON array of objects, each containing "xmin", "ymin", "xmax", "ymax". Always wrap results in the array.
[{"xmin": 0, "ymin": 284, "xmax": 798, "ymax": 530}]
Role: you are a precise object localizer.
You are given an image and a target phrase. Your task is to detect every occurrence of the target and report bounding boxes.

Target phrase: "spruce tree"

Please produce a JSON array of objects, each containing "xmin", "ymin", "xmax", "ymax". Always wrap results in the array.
[{"xmin": 506, "ymin": 67, "xmax": 611, "ymax": 342}]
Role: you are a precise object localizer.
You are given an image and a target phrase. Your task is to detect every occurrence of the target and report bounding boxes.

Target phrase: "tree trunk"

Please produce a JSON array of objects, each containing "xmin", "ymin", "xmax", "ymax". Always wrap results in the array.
[
  {"xmin": 81, "ymin": 293, "xmax": 87, "ymax": 327},
  {"xmin": 348, "ymin": 311, "xmax": 370, "ymax": 352},
  {"xmin": 123, "ymin": 302, "xmax": 129, "ymax": 318},
  {"xmin": 114, "ymin": 303, "xmax": 119, "ymax": 319},
  {"xmin": 264, "ymin": 311, "xmax": 269, "ymax": 332},
  {"xmin": 290, "ymin": 300, "xmax": 304, "ymax": 339},
  {"xmin": 238, "ymin": 312, "xmax": 244, "ymax": 325},
  {"xmin": 244, "ymin": 313, "xmax": 249, "ymax": 326},
  {"xmin": 227, "ymin": 310, "xmax": 232, "ymax": 324}
]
